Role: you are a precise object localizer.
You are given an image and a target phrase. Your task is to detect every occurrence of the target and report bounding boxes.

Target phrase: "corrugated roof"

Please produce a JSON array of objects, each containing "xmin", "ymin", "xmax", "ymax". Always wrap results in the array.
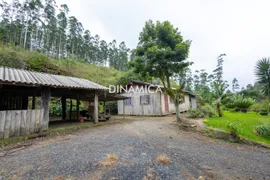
[{"xmin": 0, "ymin": 66, "xmax": 108, "ymax": 90}]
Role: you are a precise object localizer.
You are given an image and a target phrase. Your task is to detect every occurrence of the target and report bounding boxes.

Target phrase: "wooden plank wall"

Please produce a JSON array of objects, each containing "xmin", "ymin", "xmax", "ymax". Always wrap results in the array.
[{"xmin": 0, "ymin": 109, "xmax": 46, "ymax": 139}]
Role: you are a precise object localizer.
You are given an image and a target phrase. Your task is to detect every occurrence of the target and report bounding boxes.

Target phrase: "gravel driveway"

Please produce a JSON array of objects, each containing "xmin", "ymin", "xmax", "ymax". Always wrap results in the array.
[{"xmin": 0, "ymin": 116, "xmax": 269, "ymax": 180}]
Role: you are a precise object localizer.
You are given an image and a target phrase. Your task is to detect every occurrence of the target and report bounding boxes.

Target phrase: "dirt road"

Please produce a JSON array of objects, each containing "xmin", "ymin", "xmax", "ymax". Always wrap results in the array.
[{"xmin": 0, "ymin": 116, "xmax": 269, "ymax": 180}]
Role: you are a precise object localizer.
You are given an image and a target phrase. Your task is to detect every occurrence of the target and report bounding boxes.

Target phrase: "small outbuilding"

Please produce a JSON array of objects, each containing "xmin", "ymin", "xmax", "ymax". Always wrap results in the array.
[
  {"xmin": 118, "ymin": 80, "xmax": 197, "ymax": 116},
  {"xmin": 0, "ymin": 66, "xmax": 124, "ymax": 139}
]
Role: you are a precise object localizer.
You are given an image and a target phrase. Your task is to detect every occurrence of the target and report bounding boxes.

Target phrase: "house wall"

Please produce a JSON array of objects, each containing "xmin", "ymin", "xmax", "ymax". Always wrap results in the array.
[
  {"xmin": 118, "ymin": 84, "xmax": 195, "ymax": 116},
  {"xmin": 118, "ymin": 85, "xmax": 162, "ymax": 116},
  {"xmin": 190, "ymin": 97, "xmax": 197, "ymax": 109},
  {"xmin": 165, "ymin": 94, "xmax": 191, "ymax": 114}
]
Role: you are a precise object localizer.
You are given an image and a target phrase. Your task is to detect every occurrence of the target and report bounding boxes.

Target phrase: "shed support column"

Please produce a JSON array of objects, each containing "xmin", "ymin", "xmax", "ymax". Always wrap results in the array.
[
  {"xmin": 76, "ymin": 94, "xmax": 80, "ymax": 119},
  {"xmin": 41, "ymin": 87, "xmax": 51, "ymax": 131},
  {"xmin": 32, "ymin": 91, "xmax": 36, "ymax": 110},
  {"xmin": 69, "ymin": 99, "xmax": 72, "ymax": 121},
  {"xmin": 93, "ymin": 92, "xmax": 99, "ymax": 124},
  {"xmin": 61, "ymin": 97, "xmax": 66, "ymax": 120}
]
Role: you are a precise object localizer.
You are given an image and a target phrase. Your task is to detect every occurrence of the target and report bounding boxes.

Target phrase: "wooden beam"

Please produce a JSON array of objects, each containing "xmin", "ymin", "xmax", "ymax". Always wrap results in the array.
[
  {"xmin": 93, "ymin": 91, "xmax": 99, "ymax": 124},
  {"xmin": 76, "ymin": 94, "xmax": 80, "ymax": 119},
  {"xmin": 61, "ymin": 97, "xmax": 66, "ymax": 120},
  {"xmin": 32, "ymin": 91, "xmax": 36, "ymax": 110},
  {"xmin": 69, "ymin": 99, "xmax": 72, "ymax": 121},
  {"xmin": 40, "ymin": 87, "xmax": 51, "ymax": 131}
]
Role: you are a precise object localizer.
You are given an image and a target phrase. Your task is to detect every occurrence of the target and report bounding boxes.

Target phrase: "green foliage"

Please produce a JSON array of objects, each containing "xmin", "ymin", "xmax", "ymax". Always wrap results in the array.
[
  {"xmin": 255, "ymin": 58, "xmax": 270, "ymax": 100},
  {"xmin": 259, "ymin": 109, "xmax": 269, "ymax": 116},
  {"xmin": 205, "ymin": 111, "xmax": 270, "ymax": 144},
  {"xmin": 211, "ymin": 82, "xmax": 229, "ymax": 117},
  {"xmin": 255, "ymin": 124, "xmax": 270, "ymax": 138},
  {"xmin": 50, "ymin": 103, "xmax": 62, "ymax": 117},
  {"xmin": 227, "ymin": 121, "xmax": 241, "ymax": 138},
  {"xmin": 187, "ymin": 108, "xmax": 205, "ymax": 118},
  {"xmin": 0, "ymin": 0, "xmax": 130, "ymax": 71},
  {"xmin": 201, "ymin": 104, "xmax": 215, "ymax": 117},
  {"xmin": 0, "ymin": 44, "xmax": 122, "ymax": 86},
  {"xmin": 0, "ymin": 45, "xmax": 25, "ymax": 68},
  {"xmin": 250, "ymin": 103, "xmax": 261, "ymax": 113},
  {"xmin": 230, "ymin": 94, "xmax": 254, "ymax": 113}
]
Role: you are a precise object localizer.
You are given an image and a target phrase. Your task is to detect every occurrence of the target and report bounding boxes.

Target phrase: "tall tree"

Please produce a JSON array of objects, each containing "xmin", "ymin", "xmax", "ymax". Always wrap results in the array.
[
  {"xmin": 255, "ymin": 58, "xmax": 270, "ymax": 100},
  {"xmin": 131, "ymin": 20, "xmax": 192, "ymax": 121},
  {"xmin": 232, "ymin": 78, "xmax": 240, "ymax": 92}
]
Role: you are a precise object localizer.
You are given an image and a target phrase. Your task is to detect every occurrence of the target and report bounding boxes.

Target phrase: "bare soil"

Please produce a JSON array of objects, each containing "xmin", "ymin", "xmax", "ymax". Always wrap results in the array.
[{"xmin": 0, "ymin": 116, "xmax": 269, "ymax": 180}]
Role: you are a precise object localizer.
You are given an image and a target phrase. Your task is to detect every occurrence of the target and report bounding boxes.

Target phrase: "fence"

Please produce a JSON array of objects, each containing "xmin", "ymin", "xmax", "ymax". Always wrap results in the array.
[{"xmin": 0, "ymin": 109, "xmax": 47, "ymax": 139}]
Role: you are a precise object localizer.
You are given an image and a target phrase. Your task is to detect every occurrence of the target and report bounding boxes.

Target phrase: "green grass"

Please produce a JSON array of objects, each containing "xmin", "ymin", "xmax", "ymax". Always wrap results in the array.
[{"xmin": 204, "ymin": 111, "xmax": 270, "ymax": 144}]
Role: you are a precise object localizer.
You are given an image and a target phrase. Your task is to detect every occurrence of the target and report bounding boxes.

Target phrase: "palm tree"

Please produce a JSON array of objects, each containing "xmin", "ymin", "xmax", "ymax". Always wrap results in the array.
[
  {"xmin": 211, "ymin": 82, "xmax": 228, "ymax": 117},
  {"xmin": 255, "ymin": 58, "xmax": 270, "ymax": 101}
]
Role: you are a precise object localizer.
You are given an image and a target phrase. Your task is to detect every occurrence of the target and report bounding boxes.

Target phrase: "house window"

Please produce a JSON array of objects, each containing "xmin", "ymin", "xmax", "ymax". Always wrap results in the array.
[
  {"xmin": 140, "ymin": 95, "xmax": 150, "ymax": 105},
  {"xmin": 124, "ymin": 97, "xmax": 133, "ymax": 106}
]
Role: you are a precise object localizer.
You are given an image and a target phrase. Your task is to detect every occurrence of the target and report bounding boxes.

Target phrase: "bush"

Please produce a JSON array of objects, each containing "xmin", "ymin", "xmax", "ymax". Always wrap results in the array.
[
  {"xmin": 0, "ymin": 46, "xmax": 25, "ymax": 68},
  {"xmin": 201, "ymin": 104, "xmax": 215, "ymax": 117},
  {"xmin": 227, "ymin": 122, "xmax": 241, "ymax": 138},
  {"xmin": 187, "ymin": 108, "xmax": 204, "ymax": 118},
  {"xmin": 230, "ymin": 94, "xmax": 254, "ymax": 113},
  {"xmin": 250, "ymin": 103, "xmax": 261, "ymax": 113},
  {"xmin": 255, "ymin": 124, "xmax": 270, "ymax": 138},
  {"xmin": 259, "ymin": 109, "xmax": 269, "ymax": 116}
]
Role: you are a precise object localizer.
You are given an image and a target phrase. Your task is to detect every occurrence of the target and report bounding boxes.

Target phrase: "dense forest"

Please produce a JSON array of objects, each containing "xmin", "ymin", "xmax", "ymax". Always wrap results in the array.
[{"xmin": 0, "ymin": 0, "xmax": 130, "ymax": 71}]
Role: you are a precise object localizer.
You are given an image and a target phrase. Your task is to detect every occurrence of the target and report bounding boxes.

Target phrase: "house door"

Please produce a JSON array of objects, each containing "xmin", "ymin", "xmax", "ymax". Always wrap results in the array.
[{"xmin": 164, "ymin": 95, "xmax": 169, "ymax": 113}]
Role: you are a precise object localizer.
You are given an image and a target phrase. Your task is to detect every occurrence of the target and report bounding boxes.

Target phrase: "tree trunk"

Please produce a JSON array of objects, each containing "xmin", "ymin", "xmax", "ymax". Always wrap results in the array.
[
  {"xmin": 175, "ymin": 100, "xmax": 181, "ymax": 122},
  {"xmin": 23, "ymin": 25, "xmax": 28, "ymax": 49}
]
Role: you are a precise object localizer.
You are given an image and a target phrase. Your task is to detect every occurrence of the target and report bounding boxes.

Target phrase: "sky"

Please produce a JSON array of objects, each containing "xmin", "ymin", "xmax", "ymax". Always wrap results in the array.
[{"xmin": 32, "ymin": 0, "xmax": 270, "ymax": 88}]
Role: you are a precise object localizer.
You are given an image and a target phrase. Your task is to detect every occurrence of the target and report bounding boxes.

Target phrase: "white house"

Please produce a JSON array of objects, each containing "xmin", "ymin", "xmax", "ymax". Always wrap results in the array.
[{"xmin": 117, "ymin": 80, "xmax": 196, "ymax": 116}]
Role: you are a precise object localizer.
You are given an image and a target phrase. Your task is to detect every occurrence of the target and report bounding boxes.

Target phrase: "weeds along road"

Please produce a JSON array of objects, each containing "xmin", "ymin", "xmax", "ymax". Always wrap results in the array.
[{"xmin": 0, "ymin": 116, "xmax": 269, "ymax": 180}]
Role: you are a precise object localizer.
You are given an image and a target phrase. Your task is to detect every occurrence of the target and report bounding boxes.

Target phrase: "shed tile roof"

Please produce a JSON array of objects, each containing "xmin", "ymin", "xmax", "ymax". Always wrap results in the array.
[{"xmin": 0, "ymin": 66, "xmax": 108, "ymax": 90}]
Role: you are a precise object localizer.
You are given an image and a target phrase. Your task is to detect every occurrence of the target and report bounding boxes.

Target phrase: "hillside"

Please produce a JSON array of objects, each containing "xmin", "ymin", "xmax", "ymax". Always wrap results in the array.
[{"xmin": 0, "ymin": 44, "xmax": 123, "ymax": 86}]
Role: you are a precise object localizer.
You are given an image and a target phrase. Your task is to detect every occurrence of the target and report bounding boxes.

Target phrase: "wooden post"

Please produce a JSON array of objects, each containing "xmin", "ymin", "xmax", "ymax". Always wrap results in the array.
[
  {"xmin": 61, "ymin": 97, "xmax": 66, "ymax": 120},
  {"xmin": 76, "ymin": 94, "xmax": 80, "ymax": 119},
  {"xmin": 69, "ymin": 99, "xmax": 72, "ymax": 121},
  {"xmin": 4, "ymin": 111, "xmax": 11, "ymax": 138},
  {"xmin": 93, "ymin": 91, "xmax": 99, "ymax": 124},
  {"xmin": 32, "ymin": 91, "xmax": 36, "ymax": 110},
  {"xmin": 123, "ymin": 100, "xmax": 125, "ymax": 120},
  {"xmin": 41, "ymin": 87, "xmax": 51, "ymax": 131},
  {"xmin": 103, "ymin": 101, "xmax": 106, "ymax": 116},
  {"xmin": 0, "ymin": 111, "xmax": 6, "ymax": 138}
]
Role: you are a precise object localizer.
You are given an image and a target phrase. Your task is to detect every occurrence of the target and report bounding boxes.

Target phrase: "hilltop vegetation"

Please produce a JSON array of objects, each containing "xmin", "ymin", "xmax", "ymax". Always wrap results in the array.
[{"xmin": 0, "ymin": 43, "xmax": 122, "ymax": 86}]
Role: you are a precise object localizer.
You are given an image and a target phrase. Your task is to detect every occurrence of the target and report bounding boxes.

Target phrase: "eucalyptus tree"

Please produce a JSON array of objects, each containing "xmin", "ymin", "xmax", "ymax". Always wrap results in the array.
[
  {"xmin": 57, "ymin": 4, "xmax": 69, "ymax": 58},
  {"xmin": 213, "ymin": 53, "xmax": 226, "ymax": 85},
  {"xmin": 232, "ymin": 78, "xmax": 240, "ymax": 92}
]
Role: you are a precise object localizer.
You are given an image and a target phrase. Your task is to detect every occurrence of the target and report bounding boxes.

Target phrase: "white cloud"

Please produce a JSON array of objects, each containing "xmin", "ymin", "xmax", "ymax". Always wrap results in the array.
[{"xmin": 16, "ymin": 0, "xmax": 270, "ymax": 87}]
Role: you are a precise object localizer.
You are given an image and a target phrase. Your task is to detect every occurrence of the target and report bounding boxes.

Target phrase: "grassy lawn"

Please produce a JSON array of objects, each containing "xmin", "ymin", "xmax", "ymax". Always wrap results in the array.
[{"xmin": 204, "ymin": 111, "xmax": 270, "ymax": 144}]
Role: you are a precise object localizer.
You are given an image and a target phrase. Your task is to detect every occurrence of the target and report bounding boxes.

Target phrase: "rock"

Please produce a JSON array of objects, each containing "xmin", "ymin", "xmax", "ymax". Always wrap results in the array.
[{"xmin": 198, "ymin": 176, "xmax": 205, "ymax": 180}]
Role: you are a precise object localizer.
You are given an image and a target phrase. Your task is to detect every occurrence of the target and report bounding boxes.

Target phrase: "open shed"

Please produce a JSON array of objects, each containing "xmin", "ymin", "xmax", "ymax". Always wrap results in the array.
[{"xmin": 0, "ymin": 66, "xmax": 124, "ymax": 139}]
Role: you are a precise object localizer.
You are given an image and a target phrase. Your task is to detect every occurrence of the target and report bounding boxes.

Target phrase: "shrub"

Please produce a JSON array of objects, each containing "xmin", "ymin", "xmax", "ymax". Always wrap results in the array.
[
  {"xmin": 255, "ymin": 124, "xmax": 270, "ymax": 138},
  {"xmin": 187, "ymin": 108, "xmax": 204, "ymax": 118},
  {"xmin": 230, "ymin": 94, "xmax": 254, "ymax": 113},
  {"xmin": 259, "ymin": 109, "xmax": 269, "ymax": 116},
  {"xmin": 0, "ymin": 46, "xmax": 25, "ymax": 68},
  {"xmin": 201, "ymin": 104, "xmax": 215, "ymax": 117},
  {"xmin": 227, "ymin": 122, "xmax": 241, "ymax": 138},
  {"xmin": 250, "ymin": 103, "xmax": 261, "ymax": 113}
]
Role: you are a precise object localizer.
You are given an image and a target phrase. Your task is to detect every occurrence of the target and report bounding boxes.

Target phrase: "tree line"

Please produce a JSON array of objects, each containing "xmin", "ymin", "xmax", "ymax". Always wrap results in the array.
[{"xmin": 0, "ymin": 0, "xmax": 129, "ymax": 71}]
